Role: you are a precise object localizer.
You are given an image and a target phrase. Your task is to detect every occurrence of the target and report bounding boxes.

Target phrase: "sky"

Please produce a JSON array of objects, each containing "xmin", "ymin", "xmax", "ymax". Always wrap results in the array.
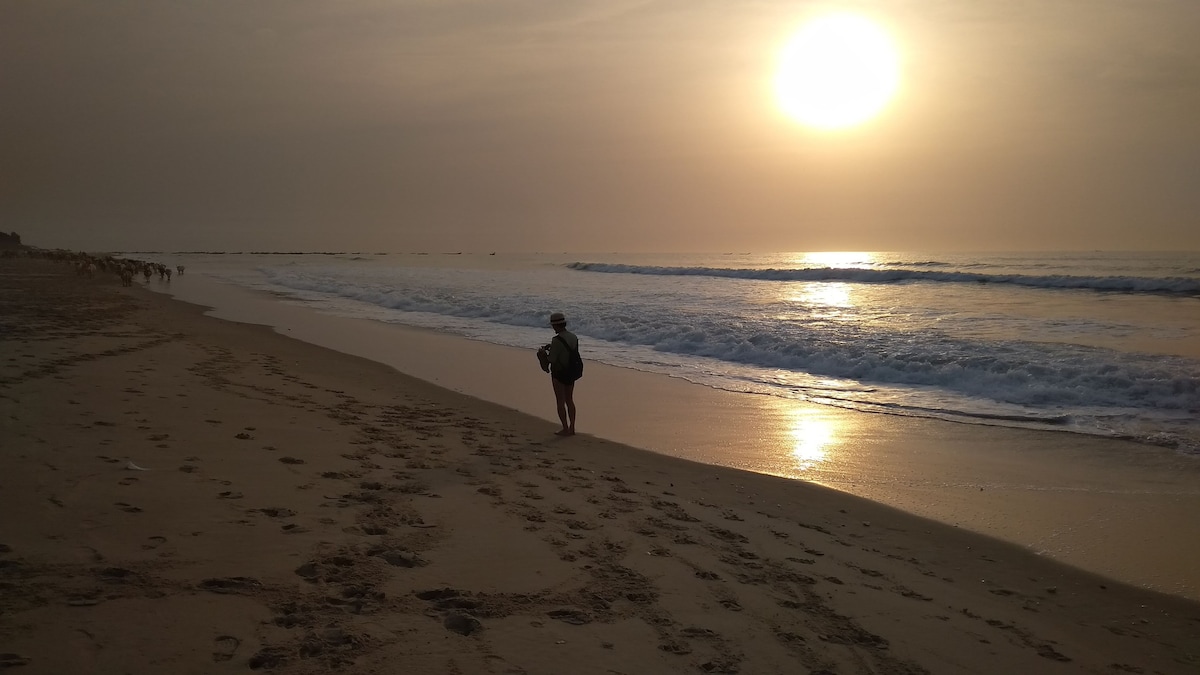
[{"xmin": 3, "ymin": 0, "xmax": 1199, "ymax": 253}]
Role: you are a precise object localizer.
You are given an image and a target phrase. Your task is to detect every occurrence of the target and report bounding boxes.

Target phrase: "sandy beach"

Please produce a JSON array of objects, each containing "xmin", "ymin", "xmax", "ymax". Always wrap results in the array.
[
  {"xmin": 3, "ymin": 256, "xmax": 1200, "ymax": 675},
  {"xmin": 153, "ymin": 266, "xmax": 1200, "ymax": 601}
]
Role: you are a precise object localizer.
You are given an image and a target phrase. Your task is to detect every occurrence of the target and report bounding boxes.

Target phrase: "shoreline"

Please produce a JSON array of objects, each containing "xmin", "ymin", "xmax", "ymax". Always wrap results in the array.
[
  {"xmin": 151, "ymin": 270, "xmax": 1200, "ymax": 600},
  {"xmin": 4, "ymin": 257, "xmax": 1200, "ymax": 673}
]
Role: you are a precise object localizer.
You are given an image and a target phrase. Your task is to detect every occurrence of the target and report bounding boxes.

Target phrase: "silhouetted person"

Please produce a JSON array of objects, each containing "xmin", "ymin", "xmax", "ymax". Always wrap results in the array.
[{"xmin": 541, "ymin": 312, "xmax": 580, "ymax": 435}]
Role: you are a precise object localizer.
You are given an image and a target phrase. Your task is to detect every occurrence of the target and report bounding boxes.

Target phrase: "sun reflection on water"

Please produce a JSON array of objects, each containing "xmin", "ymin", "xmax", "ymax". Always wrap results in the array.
[
  {"xmin": 789, "ymin": 409, "xmax": 840, "ymax": 471},
  {"xmin": 791, "ymin": 281, "xmax": 853, "ymax": 309},
  {"xmin": 782, "ymin": 252, "xmax": 872, "ymax": 316},
  {"xmin": 799, "ymin": 251, "xmax": 875, "ymax": 269}
]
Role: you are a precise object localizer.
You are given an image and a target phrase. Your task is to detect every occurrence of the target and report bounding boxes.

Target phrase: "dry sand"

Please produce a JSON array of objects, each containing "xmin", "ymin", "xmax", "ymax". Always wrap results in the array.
[{"xmin": 2, "ymin": 257, "xmax": 1199, "ymax": 674}]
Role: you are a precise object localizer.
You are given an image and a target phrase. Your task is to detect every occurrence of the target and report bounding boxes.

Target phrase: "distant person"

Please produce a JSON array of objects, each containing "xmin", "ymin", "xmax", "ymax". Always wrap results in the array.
[{"xmin": 540, "ymin": 312, "xmax": 582, "ymax": 436}]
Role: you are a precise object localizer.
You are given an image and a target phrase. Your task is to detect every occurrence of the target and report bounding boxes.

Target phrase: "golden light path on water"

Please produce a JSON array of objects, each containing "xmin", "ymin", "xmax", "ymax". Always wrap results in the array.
[
  {"xmin": 788, "ymin": 407, "xmax": 840, "ymax": 471},
  {"xmin": 772, "ymin": 253, "xmax": 876, "ymax": 473},
  {"xmin": 791, "ymin": 281, "xmax": 853, "ymax": 311},
  {"xmin": 784, "ymin": 252, "xmax": 869, "ymax": 315},
  {"xmin": 799, "ymin": 251, "xmax": 876, "ymax": 268}
]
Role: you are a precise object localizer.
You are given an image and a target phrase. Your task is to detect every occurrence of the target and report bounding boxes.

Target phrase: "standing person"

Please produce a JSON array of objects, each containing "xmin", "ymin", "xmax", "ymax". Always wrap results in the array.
[{"xmin": 542, "ymin": 312, "xmax": 580, "ymax": 436}]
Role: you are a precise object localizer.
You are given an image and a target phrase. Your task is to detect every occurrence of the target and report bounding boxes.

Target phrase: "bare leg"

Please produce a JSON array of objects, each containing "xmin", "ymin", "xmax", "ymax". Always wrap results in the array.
[
  {"xmin": 552, "ymin": 378, "xmax": 575, "ymax": 435},
  {"xmin": 564, "ymin": 383, "xmax": 576, "ymax": 434}
]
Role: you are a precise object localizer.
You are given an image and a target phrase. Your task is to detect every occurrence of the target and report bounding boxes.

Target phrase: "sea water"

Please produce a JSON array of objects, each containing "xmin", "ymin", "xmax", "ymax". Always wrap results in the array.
[{"xmin": 144, "ymin": 251, "xmax": 1200, "ymax": 455}]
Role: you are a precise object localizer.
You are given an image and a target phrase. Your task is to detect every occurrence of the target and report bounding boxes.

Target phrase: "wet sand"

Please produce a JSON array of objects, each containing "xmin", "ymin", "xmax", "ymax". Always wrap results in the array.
[{"xmin": 3, "ymin": 256, "xmax": 1200, "ymax": 674}]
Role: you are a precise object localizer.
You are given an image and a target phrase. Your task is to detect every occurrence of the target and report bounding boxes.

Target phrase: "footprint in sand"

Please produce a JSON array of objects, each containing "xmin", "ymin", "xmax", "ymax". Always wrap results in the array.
[
  {"xmin": 198, "ymin": 577, "xmax": 262, "ymax": 594},
  {"xmin": 0, "ymin": 654, "xmax": 31, "ymax": 668},
  {"xmin": 141, "ymin": 536, "xmax": 167, "ymax": 550},
  {"xmin": 547, "ymin": 608, "xmax": 592, "ymax": 625},
  {"xmin": 443, "ymin": 613, "xmax": 482, "ymax": 636},
  {"xmin": 65, "ymin": 596, "xmax": 101, "ymax": 607},
  {"xmin": 212, "ymin": 635, "xmax": 241, "ymax": 662}
]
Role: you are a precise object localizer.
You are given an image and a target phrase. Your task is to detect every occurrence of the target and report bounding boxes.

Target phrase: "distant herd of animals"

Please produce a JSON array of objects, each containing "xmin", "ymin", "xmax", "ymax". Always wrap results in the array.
[{"xmin": 7, "ymin": 249, "xmax": 184, "ymax": 287}]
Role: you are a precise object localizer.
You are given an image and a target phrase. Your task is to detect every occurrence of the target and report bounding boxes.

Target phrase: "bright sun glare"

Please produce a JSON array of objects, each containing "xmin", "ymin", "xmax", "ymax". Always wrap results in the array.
[{"xmin": 775, "ymin": 13, "xmax": 900, "ymax": 129}]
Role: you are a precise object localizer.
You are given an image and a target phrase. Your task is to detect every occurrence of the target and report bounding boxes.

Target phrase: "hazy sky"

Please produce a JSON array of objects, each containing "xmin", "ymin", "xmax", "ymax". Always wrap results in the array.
[{"xmin": 4, "ymin": 1, "xmax": 1199, "ymax": 252}]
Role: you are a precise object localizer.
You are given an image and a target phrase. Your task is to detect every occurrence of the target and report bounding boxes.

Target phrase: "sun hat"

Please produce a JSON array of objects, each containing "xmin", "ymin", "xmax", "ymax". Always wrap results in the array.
[{"xmin": 549, "ymin": 312, "xmax": 567, "ymax": 326}]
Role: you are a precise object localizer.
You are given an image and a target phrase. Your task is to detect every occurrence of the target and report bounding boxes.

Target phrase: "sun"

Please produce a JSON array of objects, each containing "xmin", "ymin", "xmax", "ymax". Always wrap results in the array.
[{"xmin": 775, "ymin": 13, "xmax": 900, "ymax": 130}]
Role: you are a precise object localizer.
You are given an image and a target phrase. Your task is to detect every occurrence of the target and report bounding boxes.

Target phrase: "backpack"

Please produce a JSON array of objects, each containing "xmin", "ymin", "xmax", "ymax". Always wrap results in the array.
[{"xmin": 555, "ymin": 335, "xmax": 584, "ymax": 381}]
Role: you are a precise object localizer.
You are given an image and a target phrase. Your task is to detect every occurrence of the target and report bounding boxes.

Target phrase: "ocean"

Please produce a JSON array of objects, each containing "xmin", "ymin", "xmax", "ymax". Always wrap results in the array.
[{"xmin": 144, "ymin": 250, "xmax": 1200, "ymax": 456}]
